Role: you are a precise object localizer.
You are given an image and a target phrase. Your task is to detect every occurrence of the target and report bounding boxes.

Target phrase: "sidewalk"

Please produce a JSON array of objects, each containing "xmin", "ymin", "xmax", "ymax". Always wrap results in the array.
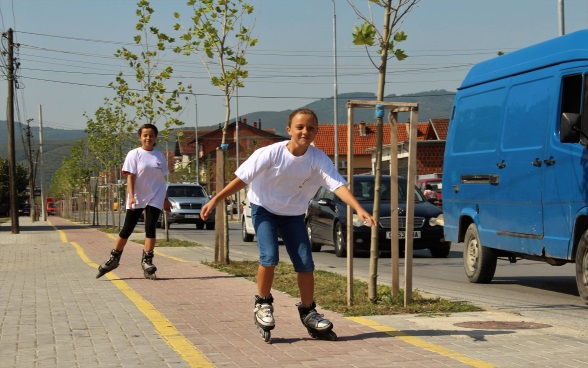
[{"xmin": 1, "ymin": 216, "xmax": 586, "ymax": 367}]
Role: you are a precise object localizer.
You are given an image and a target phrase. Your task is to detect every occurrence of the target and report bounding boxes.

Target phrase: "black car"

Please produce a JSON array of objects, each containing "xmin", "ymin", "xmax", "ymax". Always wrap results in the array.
[
  {"xmin": 305, "ymin": 175, "xmax": 450, "ymax": 258},
  {"xmin": 18, "ymin": 203, "xmax": 31, "ymax": 216}
]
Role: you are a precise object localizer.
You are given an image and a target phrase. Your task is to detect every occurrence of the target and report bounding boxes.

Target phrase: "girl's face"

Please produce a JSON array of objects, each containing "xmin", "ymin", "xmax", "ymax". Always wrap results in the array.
[
  {"xmin": 287, "ymin": 113, "xmax": 318, "ymax": 149},
  {"xmin": 139, "ymin": 128, "xmax": 157, "ymax": 150}
]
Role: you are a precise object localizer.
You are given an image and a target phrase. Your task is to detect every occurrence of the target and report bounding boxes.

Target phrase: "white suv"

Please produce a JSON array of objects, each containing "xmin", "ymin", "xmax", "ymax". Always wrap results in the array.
[{"xmin": 165, "ymin": 183, "xmax": 215, "ymax": 230}]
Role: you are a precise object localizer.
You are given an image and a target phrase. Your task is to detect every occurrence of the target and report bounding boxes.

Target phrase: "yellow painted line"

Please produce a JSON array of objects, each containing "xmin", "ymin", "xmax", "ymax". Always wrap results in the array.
[
  {"xmin": 53, "ymin": 223, "xmax": 214, "ymax": 368},
  {"xmin": 347, "ymin": 316, "xmax": 496, "ymax": 368}
]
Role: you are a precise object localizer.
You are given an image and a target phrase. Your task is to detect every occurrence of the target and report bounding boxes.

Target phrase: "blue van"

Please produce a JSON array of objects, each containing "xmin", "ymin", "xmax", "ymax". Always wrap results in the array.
[{"xmin": 443, "ymin": 30, "xmax": 588, "ymax": 303}]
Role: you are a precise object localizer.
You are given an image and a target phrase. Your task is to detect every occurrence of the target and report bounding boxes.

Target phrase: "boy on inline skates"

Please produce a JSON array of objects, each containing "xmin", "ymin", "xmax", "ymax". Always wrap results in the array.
[{"xmin": 201, "ymin": 108, "xmax": 375, "ymax": 342}]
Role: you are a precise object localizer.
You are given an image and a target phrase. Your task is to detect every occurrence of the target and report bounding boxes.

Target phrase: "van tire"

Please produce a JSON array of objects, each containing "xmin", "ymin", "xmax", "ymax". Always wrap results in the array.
[
  {"xmin": 575, "ymin": 231, "xmax": 588, "ymax": 304},
  {"xmin": 463, "ymin": 223, "xmax": 496, "ymax": 283}
]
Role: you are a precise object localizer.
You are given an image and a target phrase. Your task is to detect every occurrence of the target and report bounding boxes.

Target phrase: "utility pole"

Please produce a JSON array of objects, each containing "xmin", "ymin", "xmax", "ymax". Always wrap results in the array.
[
  {"xmin": 39, "ymin": 105, "xmax": 46, "ymax": 221},
  {"xmin": 25, "ymin": 119, "xmax": 37, "ymax": 221},
  {"xmin": 558, "ymin": 0, "xmax": 565, "ymax": 36},
  {"xmin": 6, "ymin": 28, "xmax": 19, "ymax": 233},
  {"xmin": 331, "ymin": 0, "xmax": 339, "ymax": 172}
]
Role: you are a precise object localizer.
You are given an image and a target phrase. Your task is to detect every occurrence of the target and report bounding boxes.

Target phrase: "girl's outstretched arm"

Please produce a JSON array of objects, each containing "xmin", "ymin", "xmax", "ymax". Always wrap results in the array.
[
  {"xmin": 201, "ymin": 177, "xmax": 248, "ymax": 221},
  {"xmin": 333, "ymin": 185, "xmax": 376, "ymax": 226}
]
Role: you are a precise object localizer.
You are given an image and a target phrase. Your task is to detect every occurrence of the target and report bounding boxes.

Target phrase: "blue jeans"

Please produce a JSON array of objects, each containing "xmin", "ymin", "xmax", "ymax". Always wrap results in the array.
[{"xmin": 251, "ymin": 204, "xmax": 315, "ymax": 273}]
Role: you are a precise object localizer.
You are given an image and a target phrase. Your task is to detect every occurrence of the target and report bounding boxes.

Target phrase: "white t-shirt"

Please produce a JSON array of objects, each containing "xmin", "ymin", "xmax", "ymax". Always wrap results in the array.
[
  {"xmin": 122, "ymin": 147, "xmax": 169, "ymax": 210},
  {"xmin": 236, "ymin": 141, "xmax": 347, "ymax": 216}
]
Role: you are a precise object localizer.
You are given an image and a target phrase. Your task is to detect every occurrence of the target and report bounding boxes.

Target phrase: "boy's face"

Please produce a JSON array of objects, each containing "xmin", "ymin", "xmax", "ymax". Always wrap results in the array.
[
  {"xmin": 139, "ymin": 128, "xmax": 157, "ymax": 150},
  {"xmin": 287, "ymin": 113, "xmax": 318, "ymax": 148}
]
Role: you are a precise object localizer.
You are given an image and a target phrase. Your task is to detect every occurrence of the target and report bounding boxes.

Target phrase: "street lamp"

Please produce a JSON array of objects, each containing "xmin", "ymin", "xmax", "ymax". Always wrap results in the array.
[{"xmin": 331, "ymin": 0, "xmax": 339, "ymax": 172}]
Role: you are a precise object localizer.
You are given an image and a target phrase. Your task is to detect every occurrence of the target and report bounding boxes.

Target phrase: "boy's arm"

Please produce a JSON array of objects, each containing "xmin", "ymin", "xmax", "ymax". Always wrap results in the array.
[
  {"xmin": 201, "ymin": 177, "xmax": 248, "ymax": 221},
  {"xmin": 333, "ymin": 185, "xmax": 376, "ymax": 226}
]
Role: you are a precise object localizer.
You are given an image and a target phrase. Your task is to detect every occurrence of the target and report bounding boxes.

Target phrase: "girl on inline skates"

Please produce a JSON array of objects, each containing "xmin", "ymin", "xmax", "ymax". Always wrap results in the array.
[
  {"xmin": 96, "ymin": 123, "xmax": 172, "ymax": 280},
  {"xmin": 200, "ymin": 108, "xmax": 375, "ymax": 342}
]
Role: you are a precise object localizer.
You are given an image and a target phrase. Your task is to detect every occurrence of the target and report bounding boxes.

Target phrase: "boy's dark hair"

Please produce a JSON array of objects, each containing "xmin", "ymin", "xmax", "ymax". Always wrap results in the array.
[{"xmin": 288, "ymin": 108, "xmax": 318, "ymax": 127}]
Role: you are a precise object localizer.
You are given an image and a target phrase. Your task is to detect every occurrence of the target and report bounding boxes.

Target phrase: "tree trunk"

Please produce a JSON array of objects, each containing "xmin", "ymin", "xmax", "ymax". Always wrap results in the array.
[{"xmin": 368, "ymin": 0, "xmax": 392, "ymax": 302}]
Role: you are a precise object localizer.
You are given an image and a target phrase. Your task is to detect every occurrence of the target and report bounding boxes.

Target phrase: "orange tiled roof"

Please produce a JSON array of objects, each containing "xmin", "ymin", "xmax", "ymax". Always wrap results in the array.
[
  {"xmin": 430, "ymin": 118, "xmax": 449, "ymax": 140},
  {"xmin": 176, "ymin": 123, "xmax": 278, "ymax": 156},
  {"xmin": 314, "ymin": 122, "xmax": 433, "ymax": 156}
]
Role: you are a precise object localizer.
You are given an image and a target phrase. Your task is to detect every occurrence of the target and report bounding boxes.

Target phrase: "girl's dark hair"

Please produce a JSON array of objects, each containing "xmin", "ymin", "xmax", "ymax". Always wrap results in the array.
[
  {"xmin": 288, "ymin": 108, "xmax": 318, "ymax": 127},
  {"xmin": 138, "ymin": 123, "xmax": 158, "ymax": 136},
  {"xmin": 138, "ymin": 124, "xmax": 158, "ymax": 146}
]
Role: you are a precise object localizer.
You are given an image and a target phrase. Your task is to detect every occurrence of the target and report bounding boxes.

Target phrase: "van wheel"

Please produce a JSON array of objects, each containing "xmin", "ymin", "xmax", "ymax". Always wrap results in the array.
[
  {"xmin": 430, "ymin": 242, "xmax": 451, "ymax": 258},
  {"xmin": 334, "ymin": 222, "xmax": 347, "ymax": 258},
  {"xmin": 575, "ymin": 231, "xmax": 588, "ymax": 304},
  {"xmin": 307, "ymin": 222, "xmax": 322, "ymax": 252},
  {"xmin": 242, "ymin": 218, "xmax": 254, "ymax": 242},
  {"xmin": 463, "ymin": 223, "xmax": 496, "ymax": 283}
]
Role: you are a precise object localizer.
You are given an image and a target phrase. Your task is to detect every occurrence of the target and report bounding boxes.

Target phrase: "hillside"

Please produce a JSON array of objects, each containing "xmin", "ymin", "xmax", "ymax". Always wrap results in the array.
[
  {"xmin": 0, "ymin": 90, "xmax": 455, "ymax": 189},
  {"xmin": 231, "ymin": 89, "xmax": 455, "ymax": 135}
]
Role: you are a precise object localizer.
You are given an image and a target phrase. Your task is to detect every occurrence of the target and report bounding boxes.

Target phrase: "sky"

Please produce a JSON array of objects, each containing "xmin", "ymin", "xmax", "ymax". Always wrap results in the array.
[{"xmin": 1, "ymin": 0, "xmax": 588, "ymax": 132}]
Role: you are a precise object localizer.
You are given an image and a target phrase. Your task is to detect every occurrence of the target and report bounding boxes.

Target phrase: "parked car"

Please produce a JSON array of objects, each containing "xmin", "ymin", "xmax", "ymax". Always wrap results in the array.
[
  {"xmin": 241, "ymin": 196, "xmax": 255, "ymax": 242},
  {"xmin": 18, "ymin": 203, "xmax": 31, "ymax": 216},
  {"xmin": 46, "ymin": 202, "xmax": 57, "ymax": 216},
  {"xmin": 305, "ymin": 175, "xmax": 450, "ymax": 258},
  {"xmin": 164, "ymin": 183, "xmax": 215, "ymax": 230}
]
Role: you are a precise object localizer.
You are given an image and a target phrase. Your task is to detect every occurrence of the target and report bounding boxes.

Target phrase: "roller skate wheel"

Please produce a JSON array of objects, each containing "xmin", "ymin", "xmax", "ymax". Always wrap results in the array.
[
  {"xmin": 262, "ymin": 329, "xmax": 271, "ymax": 343},
  {"xmin": 325, "ymin": 330, "xmax": 337, "ymax": 341}
]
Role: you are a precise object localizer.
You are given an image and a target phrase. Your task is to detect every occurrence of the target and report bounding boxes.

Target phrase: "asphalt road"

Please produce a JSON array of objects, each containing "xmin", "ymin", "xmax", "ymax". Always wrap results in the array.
[{"xmin": 162, "ymin": 220, "xmax": 588, "ymax": 336}]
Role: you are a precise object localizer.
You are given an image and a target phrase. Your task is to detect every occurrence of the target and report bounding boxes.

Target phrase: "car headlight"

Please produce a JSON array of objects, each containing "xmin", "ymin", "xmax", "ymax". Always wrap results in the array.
[
  {"xmin": 429, "ymin": 214, "xmax": 444, "ymax": 227},
  {"xmin": 352, "ymin": 214, "xmax": 370, "ymax": 227},
  {"xmin": 169, "ymin": 200, "xmax": 180, "ymax": 210}
]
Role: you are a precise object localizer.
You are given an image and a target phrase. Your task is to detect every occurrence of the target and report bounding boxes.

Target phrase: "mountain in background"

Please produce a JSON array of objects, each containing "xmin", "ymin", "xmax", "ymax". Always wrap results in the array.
[
  {"xmin": 231, "ymin": 89, "xmax": 455, "ymax": 136},
  {"xmin": 0, "ymin": 90, "xmax": 455, "ymax": 190}
]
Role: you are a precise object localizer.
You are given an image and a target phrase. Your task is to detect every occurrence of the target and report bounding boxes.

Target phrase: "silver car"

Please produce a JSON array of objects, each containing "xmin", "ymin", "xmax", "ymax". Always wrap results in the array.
[{"xmin": 165, "ymin": 183, "xmax": 215, "ymax": 230}]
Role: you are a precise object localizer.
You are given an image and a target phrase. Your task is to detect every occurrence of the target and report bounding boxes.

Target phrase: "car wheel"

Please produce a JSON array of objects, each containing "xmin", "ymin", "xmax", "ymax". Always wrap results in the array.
[
  {"xmin": 242, "ymin": 218, "xmax": 254, "ymax": 242},
  {"xmin": 196, "ymin": 221, "xmax": 205, "ymax": 230},
  {"xmin": 205, "ymin": 222, "xmax": 215, "ymax": 230},
  {"xmin": 430, "ymin": 242, "xmax": 451, "ymax": 258},
  {"xmin": 306, "ymin": 221, "xmax": 322, "ymax": 252},
  {"xmin": 575, "ymin": 230, "xmax": 588, "ymax": 304},
  {"xmin": 463, "ymin": 223, "xmax": 497, "ymax": 283},
  {"xmin": 334, "ymin": 222, "xmax": 347, "ymax": 258}
]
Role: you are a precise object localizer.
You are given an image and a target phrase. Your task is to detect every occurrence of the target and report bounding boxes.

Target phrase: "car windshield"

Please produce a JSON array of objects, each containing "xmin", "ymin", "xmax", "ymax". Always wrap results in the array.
[
  {"xmin": 167, "ymin": 186, "xmax": 206, "ymax": 198},
  {"xmin": 48, "ymin": 203, "xmax": 56, "ymax": 208},
  {"xmin": 353, "ymin": 178, "xmax": 425, "ymax": 202}
]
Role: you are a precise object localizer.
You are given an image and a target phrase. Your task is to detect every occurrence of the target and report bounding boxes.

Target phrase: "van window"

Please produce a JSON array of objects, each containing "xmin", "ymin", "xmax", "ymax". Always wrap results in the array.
[
  {"xmin": 561, "ymin": 74, "xmax": 582, "ymax": 115},
  {"xmin": 502, "ymin": 77, "xmax": 552, "ymax": 150},
  {"xmin": 452, "ymin": 88, "xmax": 505, "ymax": 153}
]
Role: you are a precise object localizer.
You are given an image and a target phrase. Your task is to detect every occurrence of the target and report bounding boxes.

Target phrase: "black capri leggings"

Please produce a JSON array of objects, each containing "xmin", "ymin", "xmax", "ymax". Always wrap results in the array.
[{"xmin": 119, "ymin": 205, "xmax": 162, "ymax": 239}]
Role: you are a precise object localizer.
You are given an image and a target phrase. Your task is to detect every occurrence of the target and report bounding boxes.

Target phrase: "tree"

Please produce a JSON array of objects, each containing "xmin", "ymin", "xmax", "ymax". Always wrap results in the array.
[
  {"xmin": 174, "ymin": 0, "xmax": 257, "ymax": 264},
  {"xmin": 110, "ymin": 0, "xmax": 191, "ymax": 134},
  {"xmin": 348, "ymin": 0, "xmax": 420, "ymax": 302},
  {"xmin": 0, "ymin": 157, "xmax": 28, "ymax": 209}
]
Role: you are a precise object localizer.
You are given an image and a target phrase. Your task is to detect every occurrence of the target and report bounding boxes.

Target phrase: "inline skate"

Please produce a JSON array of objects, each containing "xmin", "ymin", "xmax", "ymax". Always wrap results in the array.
[
  {"xmin": 254, "ymin": 294, "xmax": 275, "ymax": 343},
  {"xmin": 141, "ymin": 250, "xmax": 157, "ymax": 280},
  {"xmin": 96, "ymin": 249, "xmax": 122, "ymax": 279},
  {"xmin": 297, "ymin": 301, "xmax": 337, "ymax": 341}
]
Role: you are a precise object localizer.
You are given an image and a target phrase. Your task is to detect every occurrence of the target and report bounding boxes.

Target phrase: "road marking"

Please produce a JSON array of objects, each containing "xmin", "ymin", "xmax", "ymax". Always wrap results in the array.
[
  {"xmin": 347, "ymin": 317, "xmax": 496, "ymax": 368},
  {"xmin": 53, "ymin": 224, "xmax": 214, "ymax": 368}
]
